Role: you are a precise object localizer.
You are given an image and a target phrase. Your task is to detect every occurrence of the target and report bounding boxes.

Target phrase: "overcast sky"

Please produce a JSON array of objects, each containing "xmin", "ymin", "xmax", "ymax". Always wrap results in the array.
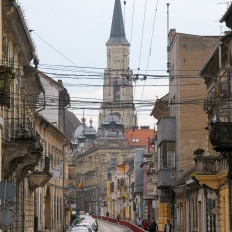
[{"xmin": 18, "ymin": 0, "xmax": 229, "ymax": 129}]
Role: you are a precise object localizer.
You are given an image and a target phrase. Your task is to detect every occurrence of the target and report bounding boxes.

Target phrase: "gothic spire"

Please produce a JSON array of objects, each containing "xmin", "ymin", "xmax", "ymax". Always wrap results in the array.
[{"xmin": 106, "ymin": 0, "xmax": 129, "ymax": 45}]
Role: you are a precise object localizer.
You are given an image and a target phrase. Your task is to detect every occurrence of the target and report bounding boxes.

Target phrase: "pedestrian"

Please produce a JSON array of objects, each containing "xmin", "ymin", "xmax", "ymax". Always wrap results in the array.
[
  {"xmin": 149, "ymin": 217, "xmax": 158, "ymax": 232},
  {"xmin": 142, "ymin": 219, "xmax": 149, "ymax": 231},
  {"xmin": 106, "ymin": 211, "xmax": 109, "ymax": 217},
  {"xmin": 136, "ymin": 217, "xmax": 142, "ymax": 227},
  {"xmin": 117, "ymin": 213, "xmax": 121, "ymax": 221},
  {"xmin": 164, "ymin": 219, "xmax": 172, "ymax": 232},
  {"xmin": 44, "ymin": 226, "xmax": 49, "ymax": 232}
]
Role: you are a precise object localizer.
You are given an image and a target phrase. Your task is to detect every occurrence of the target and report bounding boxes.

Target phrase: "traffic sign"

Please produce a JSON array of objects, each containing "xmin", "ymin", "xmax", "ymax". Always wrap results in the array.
[
  {"xmin": 0, "ymin": 180, "xmax": 16, "ymax": 201},
  {"xmin": 0, "ymin": 203, "xmax": 18, "ymax": 231}
]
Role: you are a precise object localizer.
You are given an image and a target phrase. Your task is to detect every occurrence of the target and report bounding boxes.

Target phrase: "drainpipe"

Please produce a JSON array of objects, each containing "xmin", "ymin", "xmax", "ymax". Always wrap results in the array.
[
  {"xmin": 34, "ymin": 71, "xmax": 46, "ymax": 133},
  {"xmin": 219, "ymin": 37, "xmax": 222, "ymax": 69},
  {"xmin": 228, "ymin": 41, "xmax": 232, "ymax": 232},
  {"xmin": 62, "ymin": 139, "xmax": 70, "ymax": 231},
  {"xmin": 204, "ymin": 186, "xmax": 208, "ymax": 232},
  {"xmin": 188, "ymin": 193, "xmax": 191, "ymax": 232},
  {"xmin": 22, "ymin": 179, "xmax": 25, "ymax": 232}
]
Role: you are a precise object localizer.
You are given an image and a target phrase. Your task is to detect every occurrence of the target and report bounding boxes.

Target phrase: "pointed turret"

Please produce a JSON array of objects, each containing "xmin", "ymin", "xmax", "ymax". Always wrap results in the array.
[
  {"xmin": 106, "ymin": 0, "xmax": 129, "ymax": 45},
  {"xmin": 99, "ymin": 0, "xmax": 137, "ymax": 129}
]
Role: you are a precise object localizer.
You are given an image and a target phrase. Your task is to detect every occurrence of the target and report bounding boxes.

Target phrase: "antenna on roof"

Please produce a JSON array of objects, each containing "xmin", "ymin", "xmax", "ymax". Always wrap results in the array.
[
  {"xmin": 219, "ymin": 25, "xmax": 223, "ymax": 35},
  {"xmin": 219, "ymin": 36, "xmax": 222, "ymax": 69},
  {"xmin": 166, "ymin": 3, "xmax": 170, "ymax": 73},
  {"xmin": 217, "ymin": 2, "xmax": 231, "ymax": 9}
]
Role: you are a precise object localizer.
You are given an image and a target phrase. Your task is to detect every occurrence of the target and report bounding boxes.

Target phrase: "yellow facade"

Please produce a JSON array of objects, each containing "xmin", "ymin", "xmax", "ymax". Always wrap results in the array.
[
  {"xmin": 75, "ymin": 137, "xmax": 133, "ymax": 217},
  {"xmin": 158, "ymin": 203, "xmax": 170, "ymax": 231},
  {"xmin": 0, "ymin": 1, "xmax": 43, "ymax": 231},
  {"xmin": 220, "ymin": 186, "xmax": 229, "ymax": 232},
  {"xmin": 34, "ymin": 115, "xmax": 69, "ymax": 232}
]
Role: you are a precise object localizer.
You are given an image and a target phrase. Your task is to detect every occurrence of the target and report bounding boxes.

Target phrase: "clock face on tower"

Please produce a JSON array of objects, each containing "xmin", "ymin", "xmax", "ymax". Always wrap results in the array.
[{"xmin": 113, "ymin": 56, "xmax": 121, "ymax": 64}]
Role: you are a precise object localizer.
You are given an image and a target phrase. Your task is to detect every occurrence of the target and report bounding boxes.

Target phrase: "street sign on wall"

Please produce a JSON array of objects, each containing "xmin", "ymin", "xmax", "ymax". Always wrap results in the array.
[{"xmin": 152, "ymin": 200, "xmax": 158, "ymax": 209}]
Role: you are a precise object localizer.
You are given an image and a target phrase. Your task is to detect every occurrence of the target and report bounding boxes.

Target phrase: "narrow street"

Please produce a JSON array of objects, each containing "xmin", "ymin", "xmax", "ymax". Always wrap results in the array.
[{"xmin": 97, "ymin": 220, "xmax": 130, "ymax": 232}]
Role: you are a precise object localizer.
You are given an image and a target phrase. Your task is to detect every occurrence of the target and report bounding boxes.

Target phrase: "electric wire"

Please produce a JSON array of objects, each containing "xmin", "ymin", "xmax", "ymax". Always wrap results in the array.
[
  {"xmin": 129, "ymin": 0, "xmax": 136, "ymax": 50},
  {"xmin": 138, "ymin": 0, "xmax": 159, "ymax": 122}
]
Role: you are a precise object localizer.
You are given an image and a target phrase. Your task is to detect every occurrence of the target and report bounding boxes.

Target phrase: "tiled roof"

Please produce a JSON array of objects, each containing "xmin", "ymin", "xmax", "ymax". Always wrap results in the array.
[
  {"xmin": 124, "ymin": 128, "xmax": 154, "ymax": 147},
  {"xmin": 220, "ymin": 3, "xmax": 232, "ymax": 23}
]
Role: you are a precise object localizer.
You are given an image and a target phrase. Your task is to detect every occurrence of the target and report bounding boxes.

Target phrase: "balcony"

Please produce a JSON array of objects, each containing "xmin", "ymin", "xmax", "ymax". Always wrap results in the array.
[
  {"xmin": 157, "ymin": 117, "xmax": 176, "ymax": 146},
  {"xmin": 210, "ymin": 122, "xmax": 232, "ymax": 152},
  {"xmin": 3, "ymin": 118, "xmax": 43, "ymax": 179},
  {"xmin": 194, "ymin": 155, "xmax": 228, "ymax": 189},
  {"xmin": 0, "ymin": 66, "xmax": 15, "ymax": 108},
  {"xmin": 28, "ymin": 156, "xmax": 52, "ymax": 189},
  {"xmin": 157, "ymin": 168, "xmax": 176, "ymax": 189}
]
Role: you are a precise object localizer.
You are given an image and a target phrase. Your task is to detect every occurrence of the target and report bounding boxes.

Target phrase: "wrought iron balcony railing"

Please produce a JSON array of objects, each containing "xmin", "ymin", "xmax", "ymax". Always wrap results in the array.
[
  {"xmin": 0, "ymin": 65, "xmax": 15, "ymax": 107},
  {"xmin": 4, "ymin": 118, "xmax": 34, "ymax": 142},
  {"xmin": 210, "ymin": 122, "xmax": 232, "ymax": 152}
]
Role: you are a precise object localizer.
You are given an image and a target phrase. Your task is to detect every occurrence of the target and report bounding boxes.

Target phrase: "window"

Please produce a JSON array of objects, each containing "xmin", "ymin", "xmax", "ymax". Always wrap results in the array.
[
  {"xmin": 158, "ymin": 147, "xmax": 161, "ymax": 170},
  {"xmin": 54, "ymin": 196, "xmax": 56, "ymax": 224},
  {"xmin": 167, "ymin": 151, "xmax": 175, "ymax": 167},
  {"xmin": 114, "ymin": 81, "xmax": 120, "ymax": 102},
  {"xmin": 107, "ymin": 173, "xmax": 112, "ymax": 180},
  {"xmin": 161, "ymin": 142, "xmax": 175, "ymax": 168},
  {"xmin": 170, "ymin": 63, "xmax": 174, "ymax": 80},
  {"xmin": 169, "ymin": 96, "xmax": 176, "ymax": 117},
  {"xmin": 110, "ymin": 154, "xmax": 117, "ymax": 165},
  {"xmin": 57, "ymin": 196, "xmax": 59, "ymax": 221},
  {"xmin": 110, "ymin": 182, "xmax": 114, "ymax": 193}
]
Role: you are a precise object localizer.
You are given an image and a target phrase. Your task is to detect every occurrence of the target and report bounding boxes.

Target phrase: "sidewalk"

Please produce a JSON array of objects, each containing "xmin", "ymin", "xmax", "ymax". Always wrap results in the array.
[
  {"xmin": 93, "ymin": 215, "xmax": 145, "ymax": 232},
  {"xmin": 99, "ymin": 219, "xmax": 132, "ymax": 232}
]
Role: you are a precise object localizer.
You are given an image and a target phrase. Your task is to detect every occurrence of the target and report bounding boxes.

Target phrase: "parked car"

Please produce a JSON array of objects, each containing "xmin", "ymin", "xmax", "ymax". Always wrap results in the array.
[
  {"xmin": 79, "ymin": 222, "xmax": 93, "ymax": 231},
  {"xmin": 81, "ymin": 218, "xmax": 98, "ymax": 232},
  {"xmin": 68, "ymin": 225, "xmax": 92, "ymax": 232}
]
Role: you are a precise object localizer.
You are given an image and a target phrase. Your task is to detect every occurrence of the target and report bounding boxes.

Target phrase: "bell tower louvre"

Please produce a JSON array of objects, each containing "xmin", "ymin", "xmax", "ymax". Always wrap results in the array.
[{"xmin": 98, "ymin": 0, "xmax": 137, "ymax": 129}]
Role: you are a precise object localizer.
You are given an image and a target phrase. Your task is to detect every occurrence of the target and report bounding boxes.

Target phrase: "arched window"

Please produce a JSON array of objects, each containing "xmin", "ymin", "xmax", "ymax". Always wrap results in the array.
[{"xmin": 114, "ymin": 80, "xmax": 120, "ymax": 102}]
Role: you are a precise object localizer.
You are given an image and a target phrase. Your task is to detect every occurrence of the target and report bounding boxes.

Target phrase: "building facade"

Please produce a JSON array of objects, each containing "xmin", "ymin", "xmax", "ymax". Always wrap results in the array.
[
  {"xmin": 151, "ymin": 31, "xmax": 219, "ymax": 231},
  {"xmin": 193, "ymin": 6, "xmax": 232, "ymax": 231},
  {"xmin": 0, "ymin": 1, "xmax": 72, "ymax": 231},
  {"xmin": 74, "ymin": 114, "xmax": 134, "ymax": 218},
  {"xmin": 1, "ymin": 1, "xmax": 43, "ymax": 231}
]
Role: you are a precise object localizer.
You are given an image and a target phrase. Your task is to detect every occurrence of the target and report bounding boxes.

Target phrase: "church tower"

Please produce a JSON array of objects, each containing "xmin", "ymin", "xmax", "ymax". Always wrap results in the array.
[{"xmin": 99, "ymin": 0, "xmax": 137, "ymax": 128}]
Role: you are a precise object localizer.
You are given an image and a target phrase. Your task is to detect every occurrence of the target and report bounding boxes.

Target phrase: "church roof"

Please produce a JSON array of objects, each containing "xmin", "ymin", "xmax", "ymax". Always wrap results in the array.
[
  {"xmin": 64, "ymin": 110, "xmax": 81, "ymax": 139},
  {"xmin": 106, "ymin": 0, "xmax": 129, "ymax": 45},
  {"xmin": 85, "ymin": 119, "xmax": 97, "ymax": 135},
  {"xmin": 73, "ymin": 117, "xmax": 87, "ymax": 139},
  {"xmin": 74, "ymin": 124, "xmax": 87, "ymax": 139}
]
